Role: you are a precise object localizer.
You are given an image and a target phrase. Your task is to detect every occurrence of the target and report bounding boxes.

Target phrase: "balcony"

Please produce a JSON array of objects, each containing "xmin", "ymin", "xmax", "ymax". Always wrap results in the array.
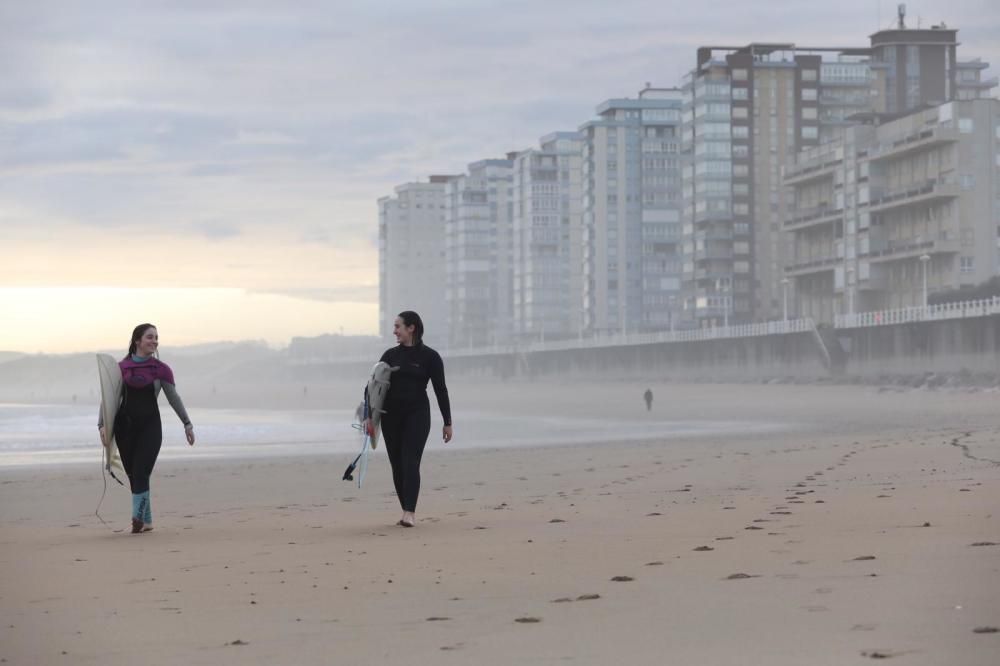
[
  {"xmin": 695, "ymin": 229, "xmax": 734, "ymax": 242},
  {"xmin": 867, "ymin": 236, "xmax": 960, "ymax": 263},
  {"xmin": 696, "ymin": 247, "xmax": 734, "ymax": 261},
  {"xmin": 784, "ymin": 157, "xmax": 842, "ymax": 185},
  {"xmin": 867, "ymin": 178, "xmax": 960, "ymax": 213},
  {"xmin": 694, "ymin": 210, "xmax": 733, "ymax": 224},
  {"xmin": 784, "ymin": 204, "xmax": 843, "ymax": 231},
  {"xmin": 694, "ymin": 268, "xmax": 733, "ymax": 282},
  {"xmin": 784, "ymin": 255, "xmax": 841, "ymax": 276},
  {"xmin": 868, "ymin": 126, "xmax": 959, "ymax": 162}
]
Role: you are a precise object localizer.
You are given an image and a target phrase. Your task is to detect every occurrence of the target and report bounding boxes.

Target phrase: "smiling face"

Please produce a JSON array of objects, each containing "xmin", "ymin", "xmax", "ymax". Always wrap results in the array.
[
  {"xmin": 135, "ymin": 327, "xmax": 159, "ymax": 356},
  {"xmin": 393, "ymin": 317, "xmax": 415, "ymax": 346}
]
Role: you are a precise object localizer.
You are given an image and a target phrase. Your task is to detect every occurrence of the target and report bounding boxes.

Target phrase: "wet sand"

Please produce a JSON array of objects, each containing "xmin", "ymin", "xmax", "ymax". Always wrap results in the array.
[{"xmin": 1, "ymin": 382, "xmax": 998, "ymax": 665}]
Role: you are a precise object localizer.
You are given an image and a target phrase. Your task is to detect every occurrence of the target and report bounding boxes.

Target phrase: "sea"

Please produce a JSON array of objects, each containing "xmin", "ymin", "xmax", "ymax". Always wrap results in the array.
[{"xmin": 0, "ymin": 402, "xmax": 784, "ymax": 468}]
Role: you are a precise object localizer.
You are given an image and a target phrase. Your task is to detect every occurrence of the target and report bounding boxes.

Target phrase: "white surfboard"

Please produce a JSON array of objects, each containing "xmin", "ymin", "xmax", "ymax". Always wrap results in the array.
[
  {"xmin": 96, "ymin": 354, "xmax": 125, "ymax": 482},
  {"xmin": 365, "ymin": 361, "xmax": 397, "ymax": 450},
  {"xmin": 343, "ymin": 403, "xmax": 371, "ymax": 487}
]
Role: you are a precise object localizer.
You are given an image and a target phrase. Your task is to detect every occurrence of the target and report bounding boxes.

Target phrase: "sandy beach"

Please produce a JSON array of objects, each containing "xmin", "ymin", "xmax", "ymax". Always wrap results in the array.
[{"xmin": 1, "ymin": 381, "xmax": 998, "ymax": 665}]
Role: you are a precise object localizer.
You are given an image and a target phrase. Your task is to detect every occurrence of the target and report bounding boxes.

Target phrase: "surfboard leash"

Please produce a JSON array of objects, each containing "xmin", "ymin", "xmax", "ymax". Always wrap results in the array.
[{"xmin": 95, "ymin": 448, "xmax": 124, "ymax": 528}]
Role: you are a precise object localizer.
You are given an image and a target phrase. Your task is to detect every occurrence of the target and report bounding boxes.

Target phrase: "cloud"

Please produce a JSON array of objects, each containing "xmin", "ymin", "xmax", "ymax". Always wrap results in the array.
[{"xmin": 2, "ymin": 0, "xmax": 997, "ymax": 300}]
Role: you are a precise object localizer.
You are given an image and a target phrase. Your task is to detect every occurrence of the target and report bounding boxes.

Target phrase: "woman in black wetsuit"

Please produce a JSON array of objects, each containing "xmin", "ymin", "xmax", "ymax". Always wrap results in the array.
[
  {"xmin": 98, "ymin": 324, "xmax": 195, "ymax": 533},
  {"xmin": 366, "ymin": 311, "xmax": 452, "ymax": 527}
]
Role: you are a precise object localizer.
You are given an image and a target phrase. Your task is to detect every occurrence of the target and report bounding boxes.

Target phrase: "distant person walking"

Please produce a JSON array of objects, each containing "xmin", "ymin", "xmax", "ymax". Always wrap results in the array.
[
  {"xmin": 365, "ymin": 311, "xmax": 452, "ymax": 527},
  {"xmin": 99, "ymin": 324, "xmax": 195, "ymax": 533},
  {"xmin": 643, "ymin": 388, "xmax": 653, "ymax": 412}
]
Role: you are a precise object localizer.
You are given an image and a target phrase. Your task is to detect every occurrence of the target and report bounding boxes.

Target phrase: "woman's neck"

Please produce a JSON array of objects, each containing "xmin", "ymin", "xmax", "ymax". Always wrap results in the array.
[{"xmin": 132, "ymin": 353, "xmax": 152, "ymax": 362}]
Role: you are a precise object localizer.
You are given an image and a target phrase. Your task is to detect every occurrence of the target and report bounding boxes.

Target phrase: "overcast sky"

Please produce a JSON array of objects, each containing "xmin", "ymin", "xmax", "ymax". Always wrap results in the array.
[{"xmin": 1, "ymin": 1, "xmax": 997, "ymax": 353}]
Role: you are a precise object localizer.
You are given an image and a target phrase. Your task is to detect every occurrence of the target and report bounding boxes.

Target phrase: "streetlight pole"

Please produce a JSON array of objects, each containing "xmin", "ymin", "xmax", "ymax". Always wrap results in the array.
[
  {"xmin": 723, "ymin": 279, "xmax": 729, "ymax": 329},
  {"xmin": 919, "ymin": 254, "xmax": 930, "ymax": 312},
  {"xmin": 781, "ymin": 277, "xmax": 789, "ymax": 322}
]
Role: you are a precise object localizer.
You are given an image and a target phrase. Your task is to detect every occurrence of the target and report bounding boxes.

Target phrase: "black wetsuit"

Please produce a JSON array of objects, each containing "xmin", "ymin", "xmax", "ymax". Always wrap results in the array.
[
  {"xmin": 116, "ymin": 381, "xmax": 162, "ymax": 495},
  {"xmin": 378, "ymin": 344, "xmax": 451, "ymax": 512}
]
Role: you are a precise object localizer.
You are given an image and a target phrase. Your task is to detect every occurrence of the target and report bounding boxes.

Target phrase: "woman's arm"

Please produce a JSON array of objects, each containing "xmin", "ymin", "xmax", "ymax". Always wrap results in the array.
[
  {"xmin": 161, "ymin": 381, "xmax": 196, "ymax": 445},
  {"xmin": 429, "ymin": 351, "xmax": 452, "ymax": 427}
]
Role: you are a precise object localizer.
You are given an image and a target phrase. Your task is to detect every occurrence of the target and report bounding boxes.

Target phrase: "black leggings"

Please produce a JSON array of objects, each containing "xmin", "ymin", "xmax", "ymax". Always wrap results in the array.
[
  {"xmin": 381, "ymin": 407, "xmax": 431, "ymax": 512},
  {"xmin": 116, "ymin": 414, "xmax": 163, "ymax": 495}
]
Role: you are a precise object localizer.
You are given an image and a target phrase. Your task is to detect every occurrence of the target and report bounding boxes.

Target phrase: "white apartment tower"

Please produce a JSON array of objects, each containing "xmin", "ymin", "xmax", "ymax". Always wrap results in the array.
[
  {"xmin": 580, "ymin": 87, "xmax": 685, "ymax": 335},
  {"xmin": 444, "ymin": 158, "xmax": 515, "ymax": 348},
  {"xmin": 511, "ymin": 132, "xmax": 584, "ymax": 341},
  {"xmin": 377, "ymin": 176, "xmax": 452, "ymax": 346}
]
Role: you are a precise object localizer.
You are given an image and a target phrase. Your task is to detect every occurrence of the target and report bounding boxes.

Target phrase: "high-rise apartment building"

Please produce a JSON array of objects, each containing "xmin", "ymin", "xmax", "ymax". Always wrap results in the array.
[
  {"xmin": 784, "ymin": 98, "xmax": 1000, "ymax": 323},
  {"xmin": 869, "ymin": 12, "xmax": 997, "ymax": 112},
  {"xmin": 683, "ymin": 28, "xmax": 993, "ymax": 327},
  {"xmin": 580, "ymin": 87, "xmax": 684, "ymax": 335},
  {"xmin": 511, "ymin": 132, "xmax": 584, "ymax": 341},
  {"xmin": 444, "ymin": 158, "xmax": 514, "ymax": 348},
  {"xmin": 377, "ymin": 176, "xmax": 452, "ymax": 346}
]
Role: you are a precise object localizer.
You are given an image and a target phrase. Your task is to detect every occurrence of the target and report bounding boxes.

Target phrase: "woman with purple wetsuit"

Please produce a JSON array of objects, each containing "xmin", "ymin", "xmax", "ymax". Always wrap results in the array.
[
  {"xmin": 99, "ymin": 324, "xmax": 195, "ymax": 533},
  {"xmin": 364, "ymin": 311, "xmax": 452, "ymax": 528}
]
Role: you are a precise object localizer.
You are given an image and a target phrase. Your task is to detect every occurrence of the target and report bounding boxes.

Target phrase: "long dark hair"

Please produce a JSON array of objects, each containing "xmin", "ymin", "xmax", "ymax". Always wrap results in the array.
[
  {"xmin": 128, "ymin": 323, "xmax": 157, "ymax": 357},
  {"xmin": 397, "ymin": 311, "xmax": 424, "ymax": 346}
]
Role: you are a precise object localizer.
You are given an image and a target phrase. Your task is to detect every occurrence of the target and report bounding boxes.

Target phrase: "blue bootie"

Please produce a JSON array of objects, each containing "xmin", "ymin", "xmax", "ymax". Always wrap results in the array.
[{"xmin": 131, "ymin": 491, "xmax": 150, "ymax": 533}]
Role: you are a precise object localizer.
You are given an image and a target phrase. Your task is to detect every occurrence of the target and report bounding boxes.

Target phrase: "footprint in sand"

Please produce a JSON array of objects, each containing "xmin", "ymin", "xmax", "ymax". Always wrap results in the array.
[
  {"xmin": 610, "ymin": 576, "xmax": 634, "ymax": 582},
  {"xmin": 861, "ymin": 649, "xmax": 900, "ymax": 659},
  {"xmin": 515, "ymin": 617, "xmax": 541, "ymax": 624}
]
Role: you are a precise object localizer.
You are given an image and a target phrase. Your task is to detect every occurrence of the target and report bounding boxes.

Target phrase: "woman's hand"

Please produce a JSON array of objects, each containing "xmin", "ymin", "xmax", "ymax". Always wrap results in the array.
[
  {"xmin": 99, "ymin": 426, "xmax": 107, "ymax": 446},
  {"xmin": 363, "ymin": 418, "xmax": 373, "ymax": 437},
  {"xmin": 442, "ymin": 424, "xmax": 453, "ymax": 443},
  {"xmin": 185, "ymin": 424, "xmax": 196, "ymax": 446}
]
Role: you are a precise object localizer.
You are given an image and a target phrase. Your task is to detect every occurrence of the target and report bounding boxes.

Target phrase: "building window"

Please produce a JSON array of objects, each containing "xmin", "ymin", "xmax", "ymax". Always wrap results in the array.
[
  {"xmin": 801, "ymin": 107, "xmax": 818, "ymax": 120},
  {"xmin": 958, "ymin": 118, "xmax": 974, "ymax": 134},
  {"xmin": 801, "ymin": 126, "xmax": 819, "ymax": 140},
  {"xmin": 801, "ymin": 69, "xmax": 818, "ymax": 82},
  {"xmin": 960, "ymin": 256, "xmax": 974, "ymax": 273},
  {"xmin": 732, "ymin": 68, "xmax": 748, "ymax": 81},
  {"xmin": 732, "ymin": 125, "xmax": 749, "ymax": 139},
  {"xmin": 732, "ymin": 87, "xmax": 749, "ymax": 100},
  {"xmin": 732, "ymin": 106, "xmax": 748, "ymax": 119},
  {"xmin": 801, "ymin": 88, "xmax": 817, "ymax": 101}
]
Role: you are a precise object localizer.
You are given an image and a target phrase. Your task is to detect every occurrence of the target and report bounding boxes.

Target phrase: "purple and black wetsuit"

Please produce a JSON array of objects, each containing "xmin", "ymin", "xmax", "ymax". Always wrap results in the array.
[
  {"xmin": 377, "ymin": 343, "xmax": 451, "ymax": 513},
  {"xmin": 98, "ymin": 356, "xmax": 191, "ymax": 523}
]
